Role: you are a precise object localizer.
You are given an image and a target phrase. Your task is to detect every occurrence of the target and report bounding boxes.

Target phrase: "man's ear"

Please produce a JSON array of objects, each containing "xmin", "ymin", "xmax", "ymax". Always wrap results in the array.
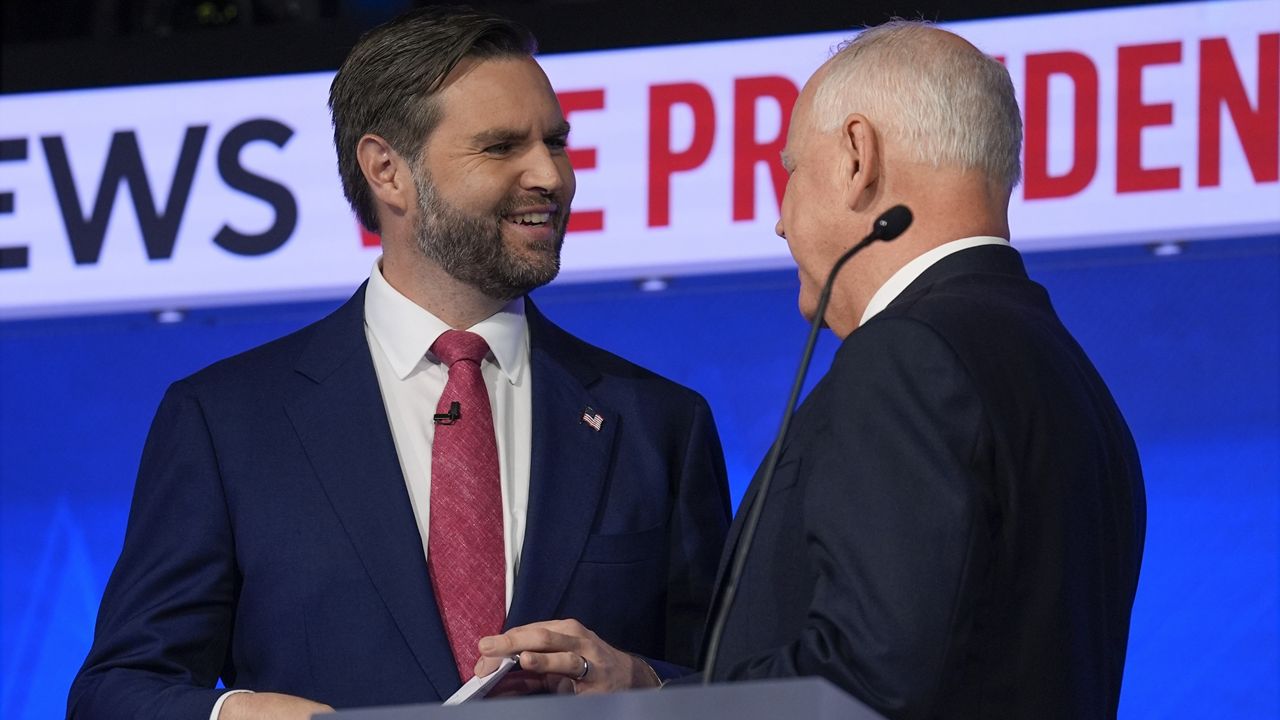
[
  {"xmin": 840, "ymin": 113, "xmax": 879, "ymax": 212},
  {"xmin": 356, "ymin": 134, "xmax": 413, "ymax": 217}
]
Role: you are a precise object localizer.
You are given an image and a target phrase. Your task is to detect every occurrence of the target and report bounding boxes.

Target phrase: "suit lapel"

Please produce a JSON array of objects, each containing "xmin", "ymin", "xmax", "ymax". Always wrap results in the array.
[
  {"xmin": 506, "ymin": 301, "xmax": 616, "ymax": 628},
  {"xmin": 284, "ymin": 286, "xmax": 460, "ymax": 698}
]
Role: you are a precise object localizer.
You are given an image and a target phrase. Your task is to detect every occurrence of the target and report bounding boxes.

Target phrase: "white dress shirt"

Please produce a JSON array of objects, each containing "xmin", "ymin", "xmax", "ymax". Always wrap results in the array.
[
  {"xmin": 859, "ymin": 236, "xmax": 1011, "ymax": 327},
  {"xmin": 363, "ymin": 259, "xmax": 532, "ymax": 608},
  {"xmin": 212, "ymin": 260, "xmax": 533, "ymax": 718}
]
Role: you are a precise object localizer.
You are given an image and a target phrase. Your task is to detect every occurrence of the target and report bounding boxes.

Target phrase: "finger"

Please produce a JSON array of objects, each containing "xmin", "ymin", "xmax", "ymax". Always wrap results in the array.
[
  {"xmin": 473, "ymin": 654, "xmax": 506, "ymax": 677},
  {"xmin": 480, "ymin": 626, "xmax": 579, "ymax": 657},
  {"xmin": 514, "ymin": 650, "xmax": 589, "ymax": 679},
  {"xmin": 477, "ymin": 633, "xmax": 515, "ymax": 658},
  {"xmin": 477, "ymin": 619, "xmax": 586, "ymax": 658},
  {"xmin": 487, "ymin": 670, "xmax": 553, "ymax": 697},
  {"xmin": 540, "ymin": 618, "xmax": 598, "ymax": 641}
]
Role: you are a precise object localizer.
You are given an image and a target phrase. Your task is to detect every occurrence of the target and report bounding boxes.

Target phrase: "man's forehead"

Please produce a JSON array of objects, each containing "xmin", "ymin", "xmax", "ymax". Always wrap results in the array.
[
  {"xmin": 430, "ymin": 56, "xmax": 563, "ymax": 134},
  {"xmin": 780, "ymin": 77, "xmax": 819, "ymax": 160},
  {"xmin": 437, "ymin": 55, "xmax": 547, "ymax": 97}
]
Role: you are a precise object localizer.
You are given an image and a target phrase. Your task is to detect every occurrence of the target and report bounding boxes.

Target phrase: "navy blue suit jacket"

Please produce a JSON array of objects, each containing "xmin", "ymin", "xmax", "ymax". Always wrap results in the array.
[
  {"xmin": 68, "ymin": 287, "xmax": 730, "ymax": 718},
  {"xmin": 706, "ymin": 246, "xmax": 1145, "ymax": 719}
]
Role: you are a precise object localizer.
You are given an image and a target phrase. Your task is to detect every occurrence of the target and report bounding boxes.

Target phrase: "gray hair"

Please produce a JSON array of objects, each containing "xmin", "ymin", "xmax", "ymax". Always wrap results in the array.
[{"xmin": 811, "ymin": 20, "xmax": 1022, "ymax": 191}]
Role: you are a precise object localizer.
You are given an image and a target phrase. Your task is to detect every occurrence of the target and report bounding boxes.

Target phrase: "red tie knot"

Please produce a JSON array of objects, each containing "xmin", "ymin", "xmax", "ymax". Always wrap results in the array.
[{"xmin": 431, "ymin": 329, "xmax": 491, "ymax": 367}]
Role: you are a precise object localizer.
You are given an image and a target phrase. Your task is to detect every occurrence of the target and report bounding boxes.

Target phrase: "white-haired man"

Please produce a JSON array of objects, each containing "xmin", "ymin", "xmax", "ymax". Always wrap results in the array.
[{"xmin": 479, "ymin": 21, "xmax": 1145, "ymax": 719}]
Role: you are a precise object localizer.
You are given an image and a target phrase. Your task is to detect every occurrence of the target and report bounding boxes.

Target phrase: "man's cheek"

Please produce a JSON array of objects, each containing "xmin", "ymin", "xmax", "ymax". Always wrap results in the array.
[{"xmin": 561, "ymin": 172, "xmax": 577, "ymax": 204}]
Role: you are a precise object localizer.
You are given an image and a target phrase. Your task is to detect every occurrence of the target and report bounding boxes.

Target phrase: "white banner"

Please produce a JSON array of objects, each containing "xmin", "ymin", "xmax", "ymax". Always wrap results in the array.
[{"xmin": 0, "ymin": 0, "xmax": 1276, "ymax": 318}]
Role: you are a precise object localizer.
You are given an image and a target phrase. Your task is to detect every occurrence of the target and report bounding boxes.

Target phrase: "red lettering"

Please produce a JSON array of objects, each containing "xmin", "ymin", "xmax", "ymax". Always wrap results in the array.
[
  {"xmin": 558, "ymin": 89, "xmax": 606, "ymax": 232},
  {"xmin": 648, "ymin": 82, "xmax": 715, "ymax": 227},
  {"xmin": 1198, "ymin": 34, "xmax": 1279, "ymax": 187},
  {"xmin": 1023, "ymin": 51, "xmax": 1100, "ymax": 199},
  {"xmin": 732, "ymin": 76, "xmax": 798, "ymax": 221},
  {"xmin": 1117, "ymin": 42, "xmax": 1183, "ymax": 193},
  {"xmin": 360, "ymin": 226, "xmax": 379, "ymax": 248}
]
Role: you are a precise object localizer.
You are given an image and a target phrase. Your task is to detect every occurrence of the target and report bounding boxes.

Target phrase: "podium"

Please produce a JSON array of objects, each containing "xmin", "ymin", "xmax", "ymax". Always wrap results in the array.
[{"xmin": 324, "ymin": 677, "xmax": 886, "ymax": 719}]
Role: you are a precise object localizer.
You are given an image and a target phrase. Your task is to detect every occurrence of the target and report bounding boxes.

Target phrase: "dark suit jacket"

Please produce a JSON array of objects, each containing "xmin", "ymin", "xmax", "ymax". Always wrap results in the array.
[
  {"xmin": 707, "ymin": 245, "xmax": 1145, "ymax": 719},
  {"xmin": 68, "ymin": 287, "xmax": 730, "ymax": 718}
]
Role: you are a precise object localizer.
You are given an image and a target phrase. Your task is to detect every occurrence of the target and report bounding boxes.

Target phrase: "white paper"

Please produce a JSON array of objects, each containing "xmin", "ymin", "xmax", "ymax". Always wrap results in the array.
[{"xmin": 442, "ymin": 656, "xmax": 519, "ymax": 706}]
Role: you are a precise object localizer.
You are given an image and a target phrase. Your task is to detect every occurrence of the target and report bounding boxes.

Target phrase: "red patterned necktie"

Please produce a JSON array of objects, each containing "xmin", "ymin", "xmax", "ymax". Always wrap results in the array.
[{"xmin": 428, "ymin": 329, "xmax": 505, "ymax": 681}]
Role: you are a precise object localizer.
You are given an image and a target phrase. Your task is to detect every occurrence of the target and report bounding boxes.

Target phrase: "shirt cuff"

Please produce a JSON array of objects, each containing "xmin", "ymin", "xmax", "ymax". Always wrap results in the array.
[
  {"xmin": 628, "ymin": 653, "xmax": 664, "ymax": 688},
  {"xmin": 210, "ymin": 689, "xmax": 254, "ymax": 720}
]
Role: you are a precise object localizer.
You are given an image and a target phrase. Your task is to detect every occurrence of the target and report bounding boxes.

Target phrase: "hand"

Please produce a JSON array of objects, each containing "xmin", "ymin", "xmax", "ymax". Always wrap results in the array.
[
  {"xmin": 220, "ymin": 692, "xmax": 334, "ymax": 719},
  {"xmin": 474, "ymin": 618, "xmax": 661, "ymax": 695}
]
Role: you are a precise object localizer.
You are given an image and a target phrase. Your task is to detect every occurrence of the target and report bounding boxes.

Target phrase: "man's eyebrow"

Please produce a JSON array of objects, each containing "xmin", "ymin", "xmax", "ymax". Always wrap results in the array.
[
  {"xmin": 780, "ymin": 149, "xmax": 794, "ymax": 171},
  {"xmin": 471, "ymin": 128, "xmax": 527, "ymax": 146},
  {"xmin": 471, "ymin": 121, "xmax": 572, "ymax": 147}
]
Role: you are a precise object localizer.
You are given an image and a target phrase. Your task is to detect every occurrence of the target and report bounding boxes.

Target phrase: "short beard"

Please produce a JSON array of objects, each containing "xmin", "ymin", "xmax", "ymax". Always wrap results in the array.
[{"xmin": 411, "ymin": 167, "xmax": 566, "ymax": 302}]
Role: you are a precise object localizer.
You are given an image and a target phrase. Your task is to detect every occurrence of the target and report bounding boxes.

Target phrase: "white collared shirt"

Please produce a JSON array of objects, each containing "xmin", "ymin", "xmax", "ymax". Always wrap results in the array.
[
  {"xmin": 859, "ymin": 236, "xmax": 1011, "ymax": 327},
  {"xmin": 212, "ymin": 262, "xmax": 533, "ymax": 718},
  {"xmin": 363, "ymin": 259, "xmax": 532, "ymax": 610}
]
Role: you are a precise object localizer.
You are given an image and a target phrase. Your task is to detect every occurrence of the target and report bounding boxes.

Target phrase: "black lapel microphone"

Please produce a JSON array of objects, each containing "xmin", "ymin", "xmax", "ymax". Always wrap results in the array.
[
  {"xmin": 701, "ymin": 204, "xmax": 912, "ymax": 683},
  {"xmin": 433, "ymin": 401, "xmax": 461, "ymax": 425}
]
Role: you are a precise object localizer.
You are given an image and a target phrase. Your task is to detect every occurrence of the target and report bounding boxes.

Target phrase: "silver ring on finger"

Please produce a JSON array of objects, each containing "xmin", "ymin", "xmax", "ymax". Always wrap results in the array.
[{"xmin": 575, "ymin": 655, "xmax": 590, "ymax": 681}]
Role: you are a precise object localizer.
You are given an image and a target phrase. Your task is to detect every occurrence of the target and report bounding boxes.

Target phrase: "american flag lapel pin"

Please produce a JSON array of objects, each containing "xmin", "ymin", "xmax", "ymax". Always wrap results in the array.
[{"xmin": 580, "ymin": 406, "xmax": 604, "ymax": 432}]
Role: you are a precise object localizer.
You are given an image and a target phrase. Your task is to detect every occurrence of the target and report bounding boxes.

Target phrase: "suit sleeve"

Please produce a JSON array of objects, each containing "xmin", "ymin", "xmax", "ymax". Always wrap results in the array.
[
  {"xmin": 717, "ymin": 318, "xmax": 994, "ymax": 719},
  {"xmin": 652, "ymin": 393, "xmax": 732, "ymax": 678},
  {"xmin": 67, "ymin": 381, "xmax": 238, "ymax": 720}
]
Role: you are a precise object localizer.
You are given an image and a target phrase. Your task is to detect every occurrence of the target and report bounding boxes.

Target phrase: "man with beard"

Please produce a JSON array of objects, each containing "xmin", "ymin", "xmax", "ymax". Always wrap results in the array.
[{"xmin": 67, "ymin": 7, "xmax": 730, "ymax": 720}]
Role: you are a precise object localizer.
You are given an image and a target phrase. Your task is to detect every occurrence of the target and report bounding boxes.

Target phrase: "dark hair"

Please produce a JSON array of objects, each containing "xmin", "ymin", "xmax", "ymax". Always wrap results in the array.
[{"xmin": 328, "ymin": 5, "xmax": 537, "ymax": 232}]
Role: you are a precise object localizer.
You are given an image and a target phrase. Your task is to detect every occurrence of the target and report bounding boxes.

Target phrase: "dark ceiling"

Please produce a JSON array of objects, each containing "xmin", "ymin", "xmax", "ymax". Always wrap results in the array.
[{"xmin": 3, "ymin": 0, "xmax": 1185, "ymax": 93}]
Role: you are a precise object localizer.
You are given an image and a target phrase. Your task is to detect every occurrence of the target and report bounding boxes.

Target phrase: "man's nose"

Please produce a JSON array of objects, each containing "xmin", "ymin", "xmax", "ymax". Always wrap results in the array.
[{"xmin": 521, "ymin": 145, "xmax": 565, "ymax": 193}]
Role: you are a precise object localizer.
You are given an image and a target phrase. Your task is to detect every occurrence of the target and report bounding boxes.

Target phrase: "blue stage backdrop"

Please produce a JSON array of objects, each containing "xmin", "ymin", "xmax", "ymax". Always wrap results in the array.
[{"xmin": 1, "ymin": 235, "xmax": 1277, "ymax": 718}]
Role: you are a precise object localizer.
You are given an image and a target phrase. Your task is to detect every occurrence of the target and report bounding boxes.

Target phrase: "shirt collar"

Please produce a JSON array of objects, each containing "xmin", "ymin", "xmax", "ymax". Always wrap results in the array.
[
  {"xmin": 364, "ymin": 258, "xmax": 528, "ymax": 385},
  {"xmin": 859, "ymin": 236, "xmax": 1010, "ymax": 327}
]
